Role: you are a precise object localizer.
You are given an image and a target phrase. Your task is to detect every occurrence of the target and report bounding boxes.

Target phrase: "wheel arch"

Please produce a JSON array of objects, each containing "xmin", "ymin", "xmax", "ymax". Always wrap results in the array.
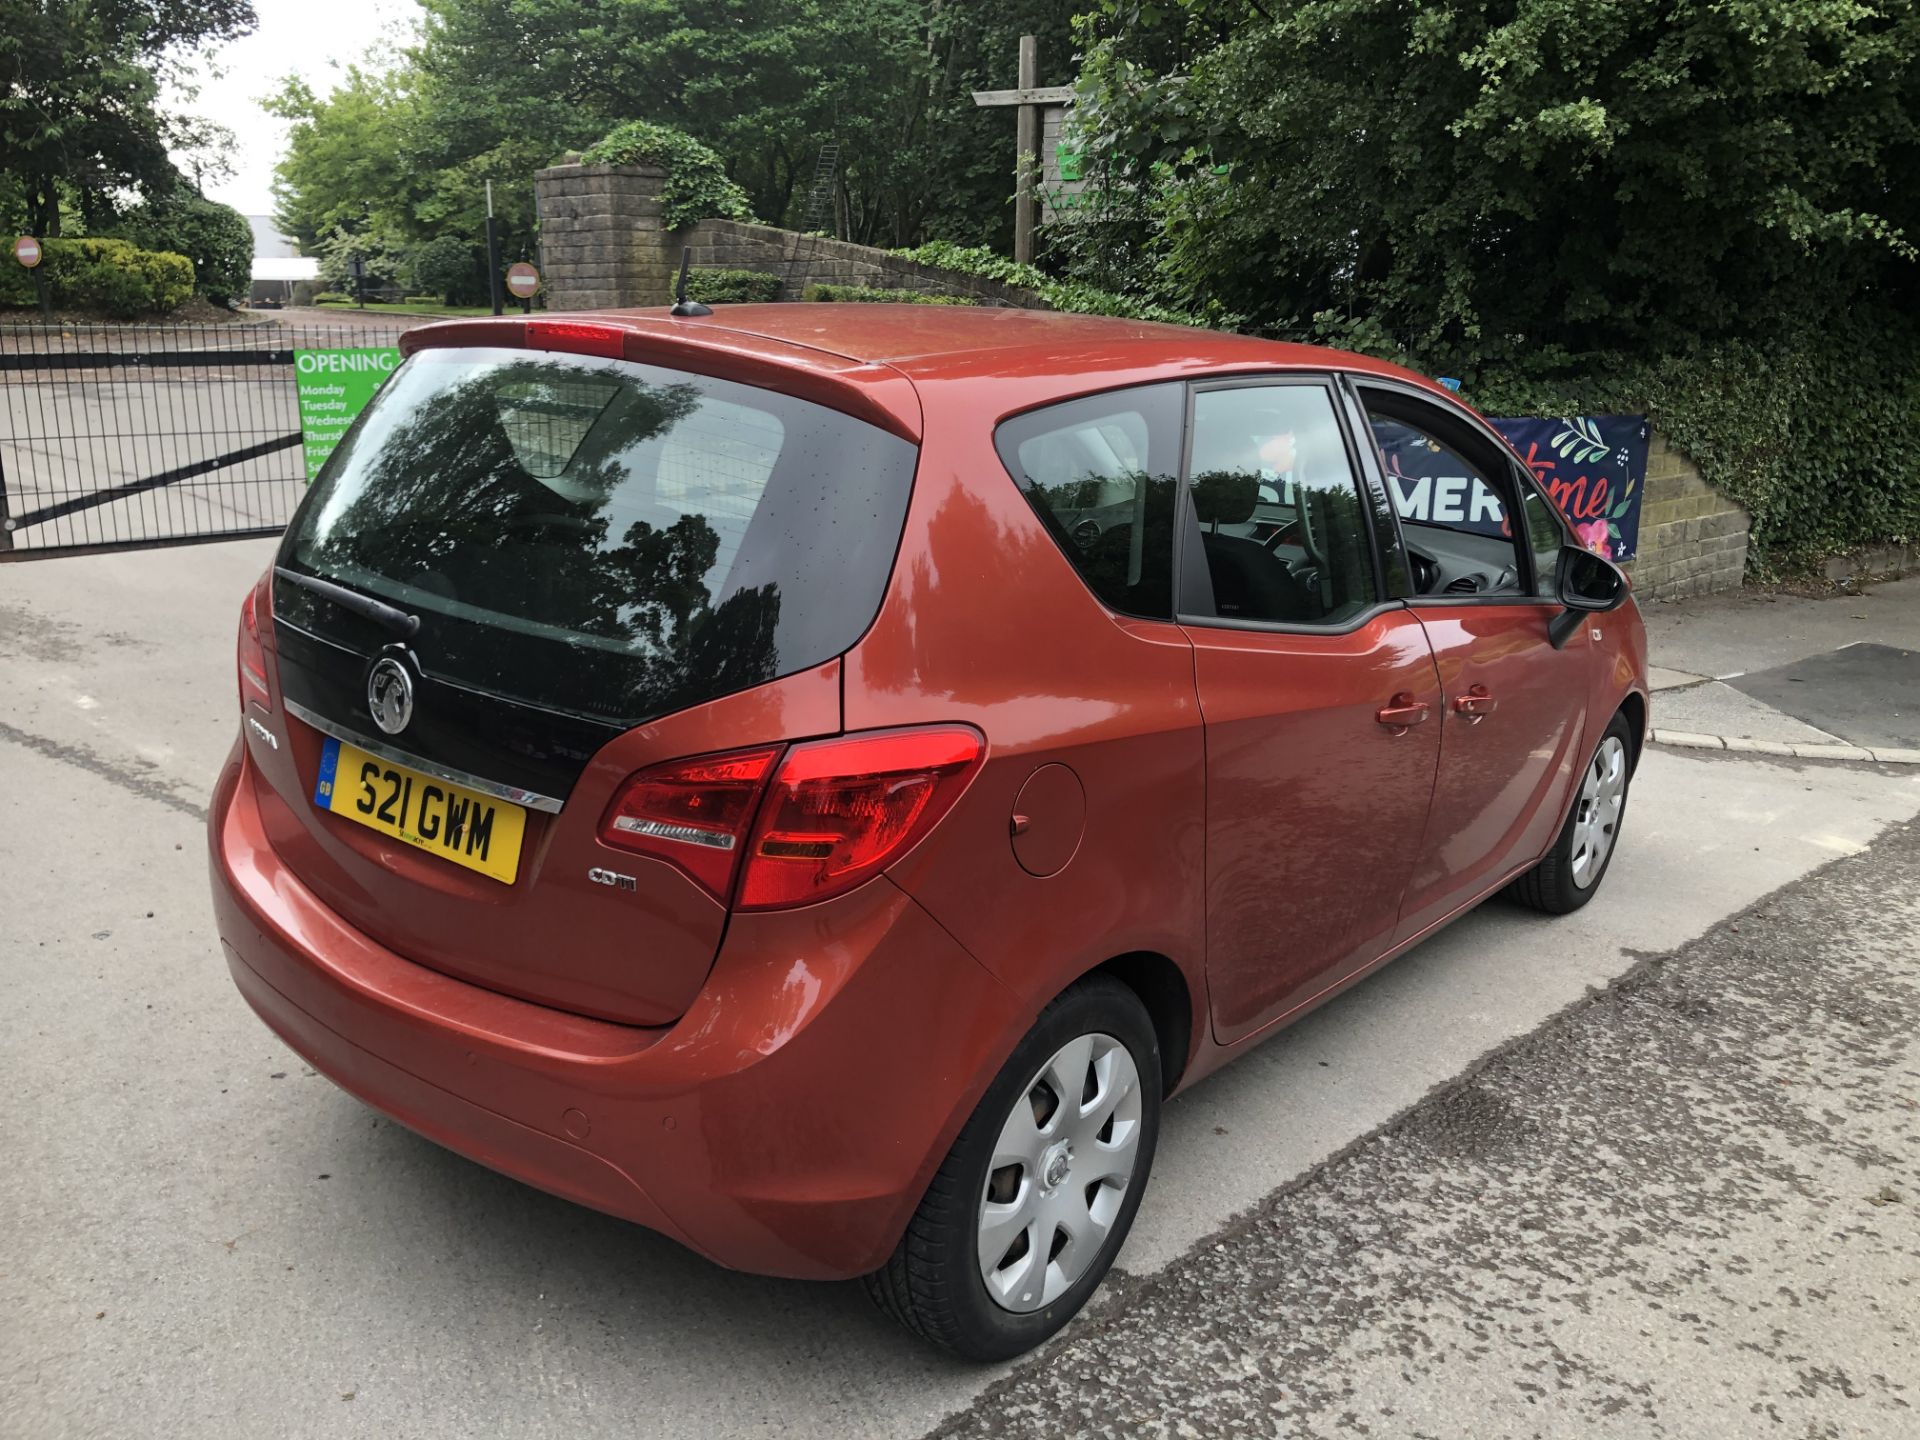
[
  {"xmin": 1088, "ymin": 951, "xmax": 1196, "ymax": 1098},
  {"xmin": 1616, "ymin": 690, "xmax": 1648, "ymax": 773}
]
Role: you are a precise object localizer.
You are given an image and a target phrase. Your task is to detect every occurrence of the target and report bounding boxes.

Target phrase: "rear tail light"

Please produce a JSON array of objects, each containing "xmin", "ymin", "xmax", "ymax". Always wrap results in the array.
[
  {"xmin": 237, "ymin": 570, "xmax": 272, "ymax": 708},
  {"xmin": 598, "ymin": 747, "xmax": 781, "ymax": 900},
  {"xmin": 597, "ymin": 726, "xmax": 985, "ymax": 910}
]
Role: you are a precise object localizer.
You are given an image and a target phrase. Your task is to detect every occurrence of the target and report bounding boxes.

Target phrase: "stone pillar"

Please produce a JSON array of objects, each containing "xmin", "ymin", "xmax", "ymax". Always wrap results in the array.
[{"xmin": 533, "ymin": 163, "xmax": 675, "ymax": 310}]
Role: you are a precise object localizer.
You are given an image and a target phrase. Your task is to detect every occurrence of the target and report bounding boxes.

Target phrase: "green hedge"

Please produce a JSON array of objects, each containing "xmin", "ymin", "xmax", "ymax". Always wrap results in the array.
[
  {"xmin": 312, "ymin": 292, "xmax": 353, "ymax": 305},
  {"xmin": 579, "ymin": 121, "xmax": 755, "ymax": 230},
  {"xmin": 804, "ymin": 283, "xmax": 977, "ymax": 305},
  {"xmin": 894, "ymin": 241, "xmax": 1233, "ymax": 329},
  {"xmin": 1464, "ymin": 321, "xmax": 1920, "ymax": 573},
  {"xmin": 687, "ymin": 268, "xmax": 781, "ymax": 303},
  {"xmin": 0, "ymin": 237, "xmax": 195, "ymax": 318}
]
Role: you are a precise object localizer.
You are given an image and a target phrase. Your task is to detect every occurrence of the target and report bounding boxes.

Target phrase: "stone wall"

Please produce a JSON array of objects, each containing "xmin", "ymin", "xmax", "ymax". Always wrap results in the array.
[
  {"xmin": 1623, "ymin": 435, "xmax": 1750, "ymax": 600},
  {"xmin": 534, "ymin": 163, "xmax": 1043, "ymax": 309}
]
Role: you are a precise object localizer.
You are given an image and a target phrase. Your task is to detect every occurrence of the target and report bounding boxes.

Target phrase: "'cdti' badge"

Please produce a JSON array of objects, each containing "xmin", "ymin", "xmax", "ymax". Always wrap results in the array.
[{"xmin": 367, "ymin": 657, "xmax": 414, "ymax": 735}]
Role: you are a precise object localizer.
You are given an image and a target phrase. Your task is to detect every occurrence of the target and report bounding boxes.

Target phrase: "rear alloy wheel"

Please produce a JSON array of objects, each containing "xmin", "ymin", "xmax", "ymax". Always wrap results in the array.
[
  {"xmin": 865, "ymin": 976, "xmax": 1160, "ymax": 1360},
  {"xmin": 1507, "ymin": 710, "xmax": 1635, "ymax": 914}
]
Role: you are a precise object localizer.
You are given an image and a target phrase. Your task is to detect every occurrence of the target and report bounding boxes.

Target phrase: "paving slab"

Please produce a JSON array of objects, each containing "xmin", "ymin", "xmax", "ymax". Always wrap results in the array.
[
  {"xmin": 1649, "ymin": 679, "xmax": 1844, "ymax": 745},
  {"xmin": 1642, "ymin": 575, "xmax": 1920, "ymax": 681},
  {"xmin": 1646, "ymin": 664, "xmax": 1709, "ymax": 692}
]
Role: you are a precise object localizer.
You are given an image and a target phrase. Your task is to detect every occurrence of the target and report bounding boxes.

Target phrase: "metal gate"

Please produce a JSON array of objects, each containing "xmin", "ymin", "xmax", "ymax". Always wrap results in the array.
[{"xmin": 0, "ymin": 322, "xmax": 402, "ymax": 560}]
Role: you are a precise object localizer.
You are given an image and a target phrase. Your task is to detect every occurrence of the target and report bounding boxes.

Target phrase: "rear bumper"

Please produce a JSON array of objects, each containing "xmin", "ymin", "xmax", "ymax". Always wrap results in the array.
[{"xmin": 209, "ymin": 741, "xmax": 1027, "ymax": 1280}]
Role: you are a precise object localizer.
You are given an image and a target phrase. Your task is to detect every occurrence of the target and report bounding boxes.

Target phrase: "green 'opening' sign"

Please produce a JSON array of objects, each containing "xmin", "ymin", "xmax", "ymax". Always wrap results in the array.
[{"xmin": 294, "ymin": 347, "xmax": 401, "ymax": 480}]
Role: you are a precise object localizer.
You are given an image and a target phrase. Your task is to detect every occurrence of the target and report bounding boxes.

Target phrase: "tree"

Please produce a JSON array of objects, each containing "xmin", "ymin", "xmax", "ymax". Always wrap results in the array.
[
  {"xmin": 119, "ymin": 185, "xmax": 255, "ymax": 304},
  {"xmin": 0, "ymin": 0, "xmax": 256, "ymax": 235},
  {"xmin": 1074, "ymin": 0, "xmax": 1920, "ymax": 363},
  {"xmin": 263, "ymin": 70, "xmax": 426, "ymax": 250},
  {"xmin": 405, "ymin": 233, "xmax": 478, "ymax": 303}
]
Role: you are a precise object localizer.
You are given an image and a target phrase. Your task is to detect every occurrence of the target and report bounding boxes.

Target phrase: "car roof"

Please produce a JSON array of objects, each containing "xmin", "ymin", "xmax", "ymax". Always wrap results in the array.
[
  {"xmin": 402, "ymin": 304, "xmax": 1459, "ymax": 438},
  {"xmin": 670, "ymin": 303, "xmax": 1443, "ymax": 392}
]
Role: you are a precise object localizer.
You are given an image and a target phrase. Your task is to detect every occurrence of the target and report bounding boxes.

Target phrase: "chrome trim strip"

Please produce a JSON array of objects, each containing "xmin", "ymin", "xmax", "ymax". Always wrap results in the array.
[{"xmin": 282, "ymin": 698, "xmax": 566, "ymax": 813}]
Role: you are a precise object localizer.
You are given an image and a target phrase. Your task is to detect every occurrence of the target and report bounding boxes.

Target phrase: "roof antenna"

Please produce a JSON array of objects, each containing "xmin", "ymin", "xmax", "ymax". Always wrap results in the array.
[{"xmin": 669, "ymin": 247, "xmax": 711, "ymax": 317}]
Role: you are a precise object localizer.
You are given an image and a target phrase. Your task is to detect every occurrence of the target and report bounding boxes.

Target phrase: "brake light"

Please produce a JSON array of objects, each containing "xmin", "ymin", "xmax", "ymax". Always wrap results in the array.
[
  {"xmin": 237, "ymin": 570, "xmax": 272, "ymax": 708},
  {"xmin": 526, "ymin": 321, "xmax": 626, "ymax": 360},
  {"xmin": 737, "ymin": 726, "xmax": 984, "ymax": 911},
  {"xmin": 598, "ymin": 747, "xmax": 782, "ymax": 900},
  {"xmin": 597, "ymin": 727, "xmax": 986, "ymax": 910}
]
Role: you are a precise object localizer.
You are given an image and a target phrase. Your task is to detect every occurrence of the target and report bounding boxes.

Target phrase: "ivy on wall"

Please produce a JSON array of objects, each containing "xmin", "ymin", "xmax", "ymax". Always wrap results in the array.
[
  {"xmin": 896, "ymin": 242, "xmax": 1234, "ymax": 330},
  {"xmin": 578, "ymin": 121, "xmax": 755, "ymax": 230},
  {"xmin": 1463, "ymin": 323, "xmax": 1920, "ymax": 574}
]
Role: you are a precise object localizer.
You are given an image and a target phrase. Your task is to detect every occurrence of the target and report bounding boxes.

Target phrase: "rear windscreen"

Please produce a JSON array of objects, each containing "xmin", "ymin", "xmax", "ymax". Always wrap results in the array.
[{"xmin": 279, "ymin": 347, "xmax": 917, "ymax": 723}]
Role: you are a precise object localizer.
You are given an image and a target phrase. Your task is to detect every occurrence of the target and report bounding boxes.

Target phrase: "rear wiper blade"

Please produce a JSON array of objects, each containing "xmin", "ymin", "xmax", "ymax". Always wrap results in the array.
[{"xmin": 274, "ymin": 567, "xmax": 420, "ymax": 639}]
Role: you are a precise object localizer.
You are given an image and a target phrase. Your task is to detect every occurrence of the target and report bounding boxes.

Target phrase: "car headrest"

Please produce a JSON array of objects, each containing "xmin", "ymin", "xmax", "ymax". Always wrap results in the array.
[{"xmin": 1190, "ymin": 470, "xmax": 1259, "ymax": 526}]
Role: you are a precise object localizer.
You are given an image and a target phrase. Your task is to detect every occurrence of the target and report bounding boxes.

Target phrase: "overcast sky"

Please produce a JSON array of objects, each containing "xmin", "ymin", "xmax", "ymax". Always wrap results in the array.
[{"xmin": 170, "ymin": 0, "xmax": 425, "ymax": 223}]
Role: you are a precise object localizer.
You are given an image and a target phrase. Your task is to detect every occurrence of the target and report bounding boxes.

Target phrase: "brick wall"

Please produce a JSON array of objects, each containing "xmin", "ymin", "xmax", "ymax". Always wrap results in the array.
[
  {"xmin": 1624, "ymin": 435, "xmax": 1750, "ymax": 599},
  {"xmin": 534, "ymin": 164, "xmax": 1044, "ymax": 309}
]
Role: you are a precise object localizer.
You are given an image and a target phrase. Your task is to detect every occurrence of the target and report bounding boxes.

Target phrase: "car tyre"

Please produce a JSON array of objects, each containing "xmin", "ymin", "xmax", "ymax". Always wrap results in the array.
[
  {"xmin": 864, "ymin": 974, "xmax": 1161, "ymax": 1361},
  {"xmin": 1507, "ymin": 710, "xmax": 1635, "ymax": 915}
]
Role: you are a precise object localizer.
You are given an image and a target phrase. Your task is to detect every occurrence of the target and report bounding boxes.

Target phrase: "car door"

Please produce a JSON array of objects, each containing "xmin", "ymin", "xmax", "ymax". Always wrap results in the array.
[
  {"xmin": 1179, "ymin": 376, "xmax": 1444, "ymax": 1047},
  {"xmin": 1347, "ymin": 378, "xmax": 1593, "ymax": 941}
]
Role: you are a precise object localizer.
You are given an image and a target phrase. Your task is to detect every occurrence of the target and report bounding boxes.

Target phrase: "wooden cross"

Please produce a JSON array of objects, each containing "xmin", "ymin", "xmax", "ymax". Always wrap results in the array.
[{"xmin": 972, "ymin": 35, "xmax": 1074, "ymax": 265}]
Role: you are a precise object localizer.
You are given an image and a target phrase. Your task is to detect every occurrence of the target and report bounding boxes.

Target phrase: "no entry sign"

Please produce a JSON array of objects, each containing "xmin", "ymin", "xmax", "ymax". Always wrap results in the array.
[
  {"xmin": 13, "ymin": 235, "xmax": 42, "ymax": 268},
  {"xmin": 505, "ymin": 262, "xmax": 540, "ymax": 299}
]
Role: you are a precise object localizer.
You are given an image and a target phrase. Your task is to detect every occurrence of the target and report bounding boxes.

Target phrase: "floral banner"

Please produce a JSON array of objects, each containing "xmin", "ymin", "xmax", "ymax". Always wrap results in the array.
[
  {"xmin": 1379, "ymin": 413, "xmax": 1649, "ymax": 564},
  {"xmin": 1490, "ymin": 414, "xmax": 1650, "ymax": 564}
]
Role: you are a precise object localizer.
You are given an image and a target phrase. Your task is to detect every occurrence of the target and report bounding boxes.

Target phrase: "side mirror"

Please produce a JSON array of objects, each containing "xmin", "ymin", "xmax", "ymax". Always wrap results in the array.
[{"xmin": 1549, "ymin": 545, "xmax": 1628, "ymax": 649}]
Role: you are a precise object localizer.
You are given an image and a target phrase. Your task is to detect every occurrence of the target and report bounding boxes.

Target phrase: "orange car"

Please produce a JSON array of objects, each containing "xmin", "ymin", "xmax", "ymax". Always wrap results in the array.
[{"xmin": 211, "ymin": 306, "xmax": 1646, "ymax": 1359}]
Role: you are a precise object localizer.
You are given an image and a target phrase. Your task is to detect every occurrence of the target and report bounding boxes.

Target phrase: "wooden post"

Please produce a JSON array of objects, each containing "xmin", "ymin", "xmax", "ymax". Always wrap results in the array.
[{"xmin": 1014, "ymin": 35, "xmax": 1039, "ymax": 265}]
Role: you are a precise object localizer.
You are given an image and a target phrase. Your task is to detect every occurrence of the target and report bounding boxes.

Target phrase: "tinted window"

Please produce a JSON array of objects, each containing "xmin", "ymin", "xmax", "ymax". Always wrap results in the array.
[
  {"xmin": 1366, "ymin": 398, "xmax": 1526, "ymax": 598},
  {"xmin": 1188, "ymin": 384, "xmax": 1377, "ymax": 625},
  {"xmin": 281, "ymin": 348, "xmax": 917, "ymax": 724},
  {"xmin": 994, "ymin": 384, "xmax": 1184, "ymax": 620}
]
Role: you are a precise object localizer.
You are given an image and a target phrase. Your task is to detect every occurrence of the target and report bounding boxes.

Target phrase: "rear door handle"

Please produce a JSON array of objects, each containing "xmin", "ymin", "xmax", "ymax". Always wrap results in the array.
[
  {"xmin": 1452, "ymin": 684, "xmax": 1496, "ymax": 721},
  {"xmin": 1376, "ymin": 693, "xmax": 1431, "ymax": 730}
]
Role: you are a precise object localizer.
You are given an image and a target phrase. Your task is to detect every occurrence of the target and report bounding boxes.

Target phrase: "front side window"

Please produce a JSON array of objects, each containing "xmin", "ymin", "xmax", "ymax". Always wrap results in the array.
[
  {"xmin": 1519, "ymin": 478, "xmax": 1570, "ymax": 596},
  {"xmin": 1186, "ymin": 383, "xmax": 1378, "ymax": 626},
  {"xmin": 995, "ymin": 383, "xmax": 1184, "ymax": 620},
  {"xmin": 1364, "ymin": 393, "xmax": 1528, "ymax": 599},
  {"xmin": 281, "ymin": 348, "xmax": 918, "ymax": 723}
]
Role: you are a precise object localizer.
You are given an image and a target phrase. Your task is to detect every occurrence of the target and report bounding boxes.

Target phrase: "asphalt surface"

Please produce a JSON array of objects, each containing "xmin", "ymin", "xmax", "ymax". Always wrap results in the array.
[
  {"xmin": 4, "ymin": 543, "xmax": 1919, "ymax": 1439},
  {"xmin": 931, "ymin": 816, "xmax": 1920, "ymax": 1440}
]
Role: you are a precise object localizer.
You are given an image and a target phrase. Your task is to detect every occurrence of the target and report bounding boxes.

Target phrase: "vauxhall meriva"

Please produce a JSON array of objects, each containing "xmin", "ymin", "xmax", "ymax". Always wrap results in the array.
[{"xmin": 210, "ymin": 305, "xmax": 1648, "ymax": 1359}]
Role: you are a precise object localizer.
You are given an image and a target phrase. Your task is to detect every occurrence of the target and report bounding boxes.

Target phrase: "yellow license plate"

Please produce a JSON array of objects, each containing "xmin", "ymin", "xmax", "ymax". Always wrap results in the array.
[{"xmin": 314, "ymin": 736, "xmax": 526, "ymax": 884}]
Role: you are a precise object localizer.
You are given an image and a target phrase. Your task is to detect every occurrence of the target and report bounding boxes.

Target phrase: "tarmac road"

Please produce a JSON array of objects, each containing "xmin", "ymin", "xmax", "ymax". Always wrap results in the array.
[{"xmin": 3, "ymin": 541, "xmax": 1917, "ymax": 1439}]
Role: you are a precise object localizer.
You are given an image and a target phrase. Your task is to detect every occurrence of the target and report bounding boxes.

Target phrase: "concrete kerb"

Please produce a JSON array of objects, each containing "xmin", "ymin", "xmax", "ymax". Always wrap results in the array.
[{"xmin": 1650, "ymin": 729, "xmax": 1920, "ymax": 765}]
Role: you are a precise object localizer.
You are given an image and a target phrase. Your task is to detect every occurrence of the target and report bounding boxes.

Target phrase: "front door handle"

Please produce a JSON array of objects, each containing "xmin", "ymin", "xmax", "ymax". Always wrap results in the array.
[
  {"xmin": 1376, "ymin": 693, "xmax": 1432, "ymax": 731},
  {"xmin": 1452, "ymin": 684, "xmax": 1496, "ymax": 721}
]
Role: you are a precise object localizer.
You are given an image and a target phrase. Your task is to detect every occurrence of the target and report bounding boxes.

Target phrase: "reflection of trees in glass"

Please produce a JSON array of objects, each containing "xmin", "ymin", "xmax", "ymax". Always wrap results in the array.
[
  {"xmin": 291, "ymin": 359, "xmax": 782, "ymax": 717},
  {"xmin": 1026, "ymin": 470, "xmax": 1178, "ymax": 616}
]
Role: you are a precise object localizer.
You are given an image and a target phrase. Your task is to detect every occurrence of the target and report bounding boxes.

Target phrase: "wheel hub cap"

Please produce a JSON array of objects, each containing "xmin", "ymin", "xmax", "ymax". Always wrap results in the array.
[
  {"xmin": 1571, "ymin": 734, "xmax": 1628, "ymax": 889},
  {"xmin": 1041, "ymin": 1142, "xmax": 1073, "ymax": 1190},
  {"xmin": 977, "ymin": 1031, "xmax": 1144, "ymax": 1314}
]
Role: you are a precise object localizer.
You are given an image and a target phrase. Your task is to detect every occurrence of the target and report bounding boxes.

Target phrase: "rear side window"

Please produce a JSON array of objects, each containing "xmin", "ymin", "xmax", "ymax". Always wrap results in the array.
[
  {"xmin": 281, "ymin": 348, "xmax": 917, "ymax": 724},
  {"xmin": 994, "ymin": 383, "xmax": 1185, "ymax": 619}
]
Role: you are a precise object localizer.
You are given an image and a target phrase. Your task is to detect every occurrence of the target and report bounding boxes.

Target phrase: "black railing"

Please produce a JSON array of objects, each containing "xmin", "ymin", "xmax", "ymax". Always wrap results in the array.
[{"xmin": 0, "ymin": 321, "xmax": 404, "ymax": 559}]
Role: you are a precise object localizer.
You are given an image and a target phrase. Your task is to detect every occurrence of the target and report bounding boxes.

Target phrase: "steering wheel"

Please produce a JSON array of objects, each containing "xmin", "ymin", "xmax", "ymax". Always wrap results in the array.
[{"xmin": 1264, "ymin": 519, "xmax": 1304, "ymax": 552}]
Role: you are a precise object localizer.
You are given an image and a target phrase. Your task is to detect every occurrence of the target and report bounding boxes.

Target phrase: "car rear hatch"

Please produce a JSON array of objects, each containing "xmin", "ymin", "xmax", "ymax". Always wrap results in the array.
[{"xmin": 247, "ymin": 326, "xmax": 919, "ymax": 1024}]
